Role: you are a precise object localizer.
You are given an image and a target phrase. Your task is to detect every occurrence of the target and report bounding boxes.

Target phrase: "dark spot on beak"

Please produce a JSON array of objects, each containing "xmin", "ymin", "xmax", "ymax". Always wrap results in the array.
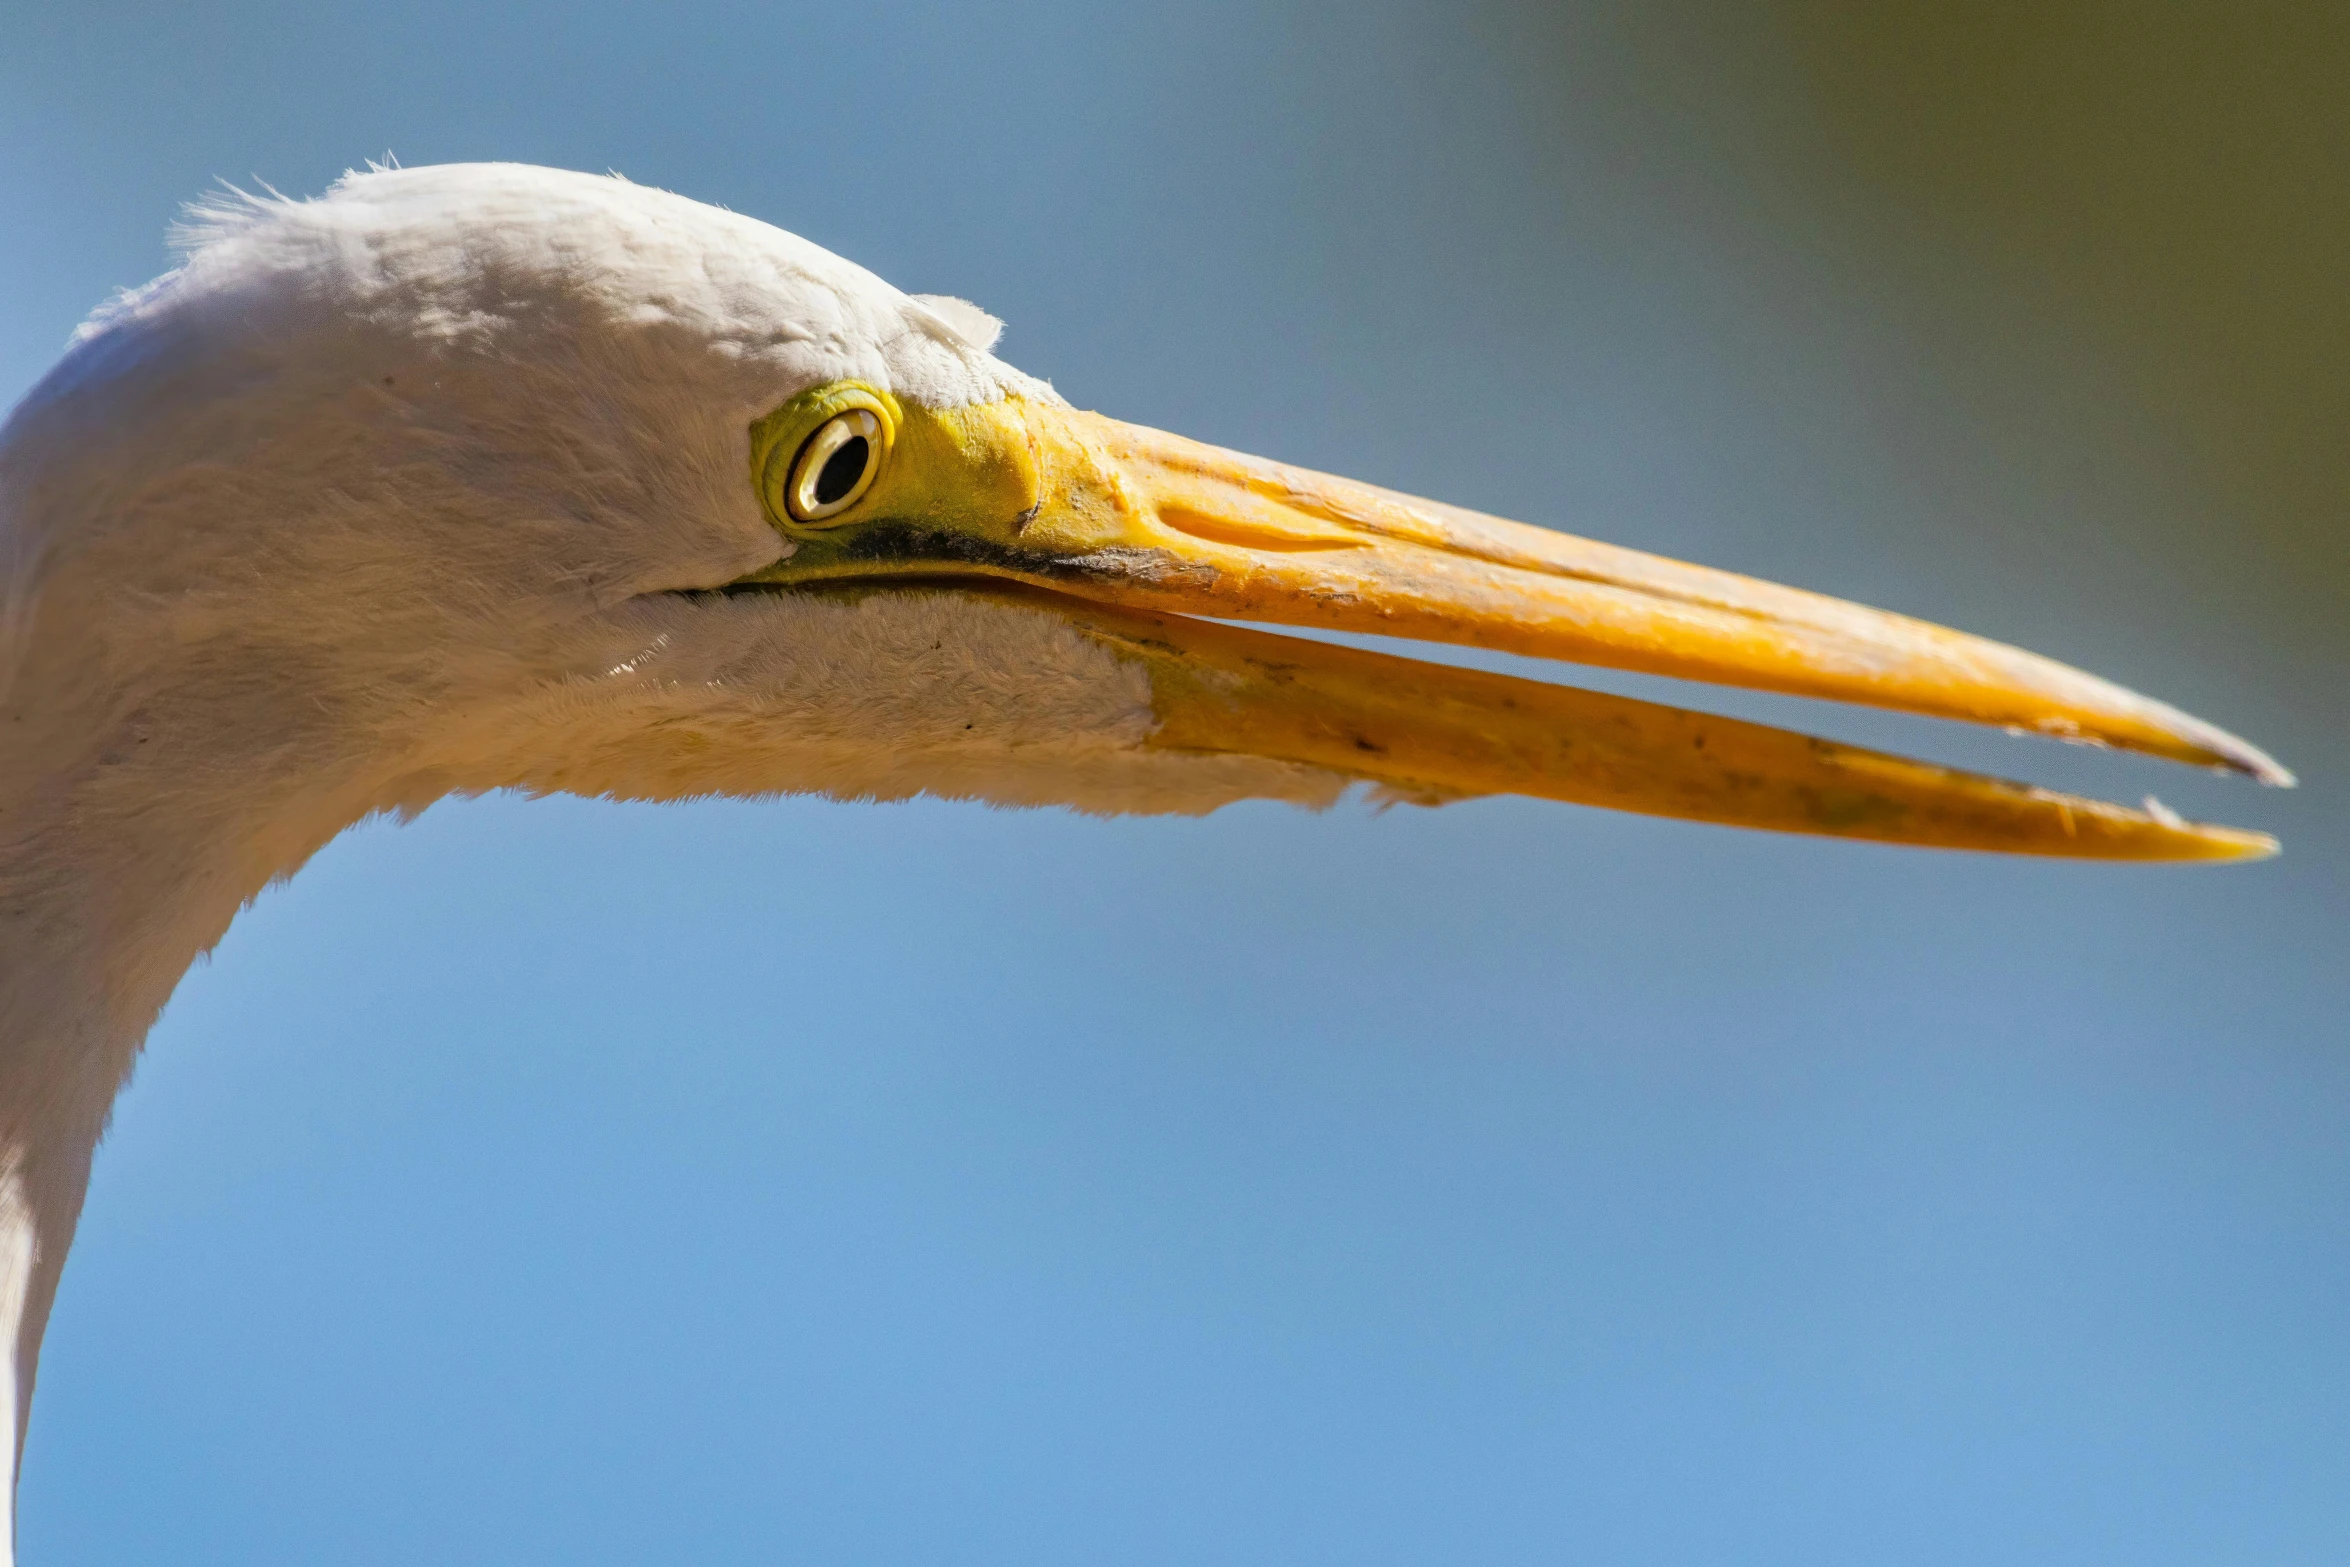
[{"xmin": 1060, "ymin": 548, "xmax": 1220, "ymax": 589}]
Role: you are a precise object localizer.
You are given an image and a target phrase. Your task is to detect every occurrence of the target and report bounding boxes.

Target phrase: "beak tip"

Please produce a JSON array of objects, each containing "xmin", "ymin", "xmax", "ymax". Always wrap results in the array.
[
  {"xmin": 2221, "ymin": 741, "xmax": 2296, "ymax": 790},
  {"xmin": 2174, "ymin": 718, "xmax": 2294, "ymax": 788},
  {"xmin": 2195, "ymin": 825, "xmax": 2283, "ymax": 863},
  {"xmin": 2255, "ymin": 760, "xmax": 2298, "ymax": 790}
]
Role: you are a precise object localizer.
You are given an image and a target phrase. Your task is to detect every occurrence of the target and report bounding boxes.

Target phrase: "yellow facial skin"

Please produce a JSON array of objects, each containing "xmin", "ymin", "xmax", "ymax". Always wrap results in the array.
[{"xmin": 743, "ymin": 382, "xmax": 2285, "ymax": 860}]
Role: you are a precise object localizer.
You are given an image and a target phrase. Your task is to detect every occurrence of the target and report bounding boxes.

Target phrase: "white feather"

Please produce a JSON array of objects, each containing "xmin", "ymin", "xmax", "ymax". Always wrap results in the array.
[
  {"xmin": 908, "ymin": 294, "xmax": 1006, "ymax": 351},
  {"xmin": 0, "ymin": 163, "xmax": 1345, "ymax": 1562}
]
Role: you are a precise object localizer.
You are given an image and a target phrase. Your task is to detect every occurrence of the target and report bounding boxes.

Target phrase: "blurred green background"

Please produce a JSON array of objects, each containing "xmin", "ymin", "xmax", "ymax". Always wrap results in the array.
[
  {"xmin": 2, "ymin": 3, "xmax": 2342, "ymax": 1563},
  {"xmin": 1640, "ymin": 1, "xmax": 2344, "ymax": 649}
]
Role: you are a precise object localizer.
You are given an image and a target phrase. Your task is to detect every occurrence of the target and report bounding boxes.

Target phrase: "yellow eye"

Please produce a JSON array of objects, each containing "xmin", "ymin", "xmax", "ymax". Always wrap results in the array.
[{"xmin": 787, "ymin": 409, "xmax": 884, "ymax": 523}]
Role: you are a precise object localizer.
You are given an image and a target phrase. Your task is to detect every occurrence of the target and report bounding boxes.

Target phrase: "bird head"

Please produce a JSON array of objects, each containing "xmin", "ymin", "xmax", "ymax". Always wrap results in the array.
[{"xmin": 1, "ymin": 162, "xmax": 2284, "ymax": 862}]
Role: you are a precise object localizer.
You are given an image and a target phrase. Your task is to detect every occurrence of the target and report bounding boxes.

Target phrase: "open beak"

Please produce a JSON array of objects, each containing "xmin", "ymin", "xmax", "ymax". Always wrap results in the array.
[{"xmin": 744, "ymin": 392, "xmax": 2287, "ymax": 860}]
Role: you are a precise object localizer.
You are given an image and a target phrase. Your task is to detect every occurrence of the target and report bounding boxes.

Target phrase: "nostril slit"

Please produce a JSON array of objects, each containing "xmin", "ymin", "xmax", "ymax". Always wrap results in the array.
[{"xmin": 1156, "ymin": 504, "xmax": 1366, "ymax": 552}]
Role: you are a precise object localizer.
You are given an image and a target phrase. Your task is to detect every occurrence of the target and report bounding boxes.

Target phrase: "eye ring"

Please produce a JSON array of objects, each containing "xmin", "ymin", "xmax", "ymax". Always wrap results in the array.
[{"xmin": 787, "ymin": 409, "xmax": 885, "ymax": 523}]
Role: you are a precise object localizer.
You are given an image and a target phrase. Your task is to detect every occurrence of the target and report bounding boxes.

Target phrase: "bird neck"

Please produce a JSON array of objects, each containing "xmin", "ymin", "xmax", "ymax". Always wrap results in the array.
[
  {"xmin": 0, "ymin": 630, "xmax": 389, "ymax": 1537},
  {"xmin": 0, "ymin": 656, "xmax": 400, "ymax": 1128}
]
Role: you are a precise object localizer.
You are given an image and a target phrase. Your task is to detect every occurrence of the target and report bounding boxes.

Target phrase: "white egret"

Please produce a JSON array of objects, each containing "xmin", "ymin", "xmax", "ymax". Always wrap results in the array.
[{"xmin": 0, "ymin": 163, "xmax": 2285, "ymax": 1558}]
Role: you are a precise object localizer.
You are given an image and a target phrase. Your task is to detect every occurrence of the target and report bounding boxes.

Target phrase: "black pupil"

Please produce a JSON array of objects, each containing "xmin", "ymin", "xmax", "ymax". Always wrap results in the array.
[{"xmin": 813, "ymin": 435, "xmax": 870, "ymax": 506}]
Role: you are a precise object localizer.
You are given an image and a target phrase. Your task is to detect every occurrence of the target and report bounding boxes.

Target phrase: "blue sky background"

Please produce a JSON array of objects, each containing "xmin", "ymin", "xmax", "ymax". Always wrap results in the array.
[{"xmin": 3, "ymin": 3, "xmax": 2345, "ymax": 1562}]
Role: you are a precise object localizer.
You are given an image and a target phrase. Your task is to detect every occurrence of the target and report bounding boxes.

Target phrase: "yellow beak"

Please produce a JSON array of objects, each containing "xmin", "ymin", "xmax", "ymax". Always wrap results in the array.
[{"xmin": 745, "ymin": 391, "xmax": 2286, "ymax": 861}]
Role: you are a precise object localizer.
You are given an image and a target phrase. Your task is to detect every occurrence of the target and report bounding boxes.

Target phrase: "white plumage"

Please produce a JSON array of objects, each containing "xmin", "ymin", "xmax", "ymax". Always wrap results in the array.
[{"xmin": 0, "ymin": 164, "xmax": 1353, "ymax": 1561}]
